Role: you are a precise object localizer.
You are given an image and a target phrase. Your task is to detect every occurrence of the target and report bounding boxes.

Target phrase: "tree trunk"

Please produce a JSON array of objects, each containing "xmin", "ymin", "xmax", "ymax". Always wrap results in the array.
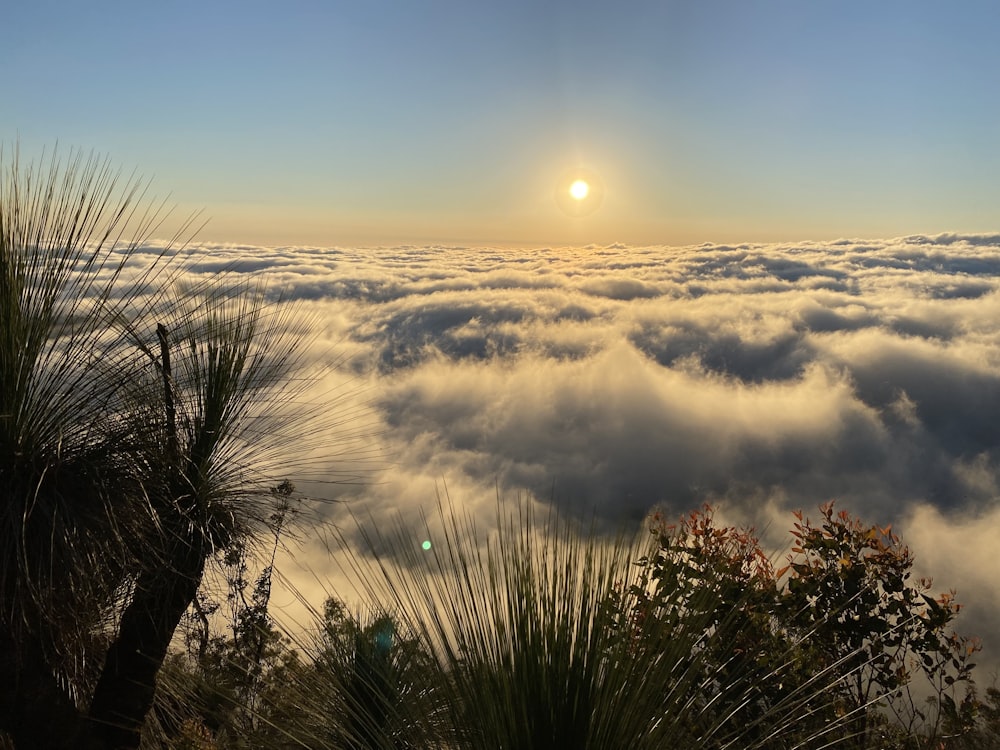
[{"xmin": 85, "ymin": 536, "xmax": 205, "ymax": 750}]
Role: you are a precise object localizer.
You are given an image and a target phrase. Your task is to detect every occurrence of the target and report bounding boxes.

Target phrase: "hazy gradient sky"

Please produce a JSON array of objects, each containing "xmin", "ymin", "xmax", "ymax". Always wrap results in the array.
[{"xmin": 5, "ymin": 1, "xmax": 1000, "ymax": 246}]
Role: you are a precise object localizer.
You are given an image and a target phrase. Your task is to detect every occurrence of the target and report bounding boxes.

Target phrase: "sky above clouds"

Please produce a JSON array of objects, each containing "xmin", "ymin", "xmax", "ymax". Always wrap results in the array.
[{"xmin": 5, "ymin": 1, "xmax": 1000, "ymax": 246}]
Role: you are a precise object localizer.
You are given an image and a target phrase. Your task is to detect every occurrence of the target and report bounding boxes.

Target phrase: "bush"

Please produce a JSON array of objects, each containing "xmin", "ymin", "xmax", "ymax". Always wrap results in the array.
[{"xmin": 623, "ymin": 502, "xmax": 980, "ymax": 749}]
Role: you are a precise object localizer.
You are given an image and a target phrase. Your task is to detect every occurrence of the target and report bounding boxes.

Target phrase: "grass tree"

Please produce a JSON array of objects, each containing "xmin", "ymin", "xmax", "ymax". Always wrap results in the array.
[
  {"xmin": 0, "ymin": 147, "xmax": 188, "ymax": 748},
  {"xmin": 86, "ymin": 280, "xmax": 314, "ymax": 748},
  {"xmin": 0, "ymin": 146, "xmax": 335, "ymax": 750}
]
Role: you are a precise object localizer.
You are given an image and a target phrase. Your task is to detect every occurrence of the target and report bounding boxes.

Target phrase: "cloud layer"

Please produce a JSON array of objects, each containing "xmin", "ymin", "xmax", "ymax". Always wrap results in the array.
[
  {"xmin": 126, "ymin": 233, "xmax": 1000, "ymax": 653},
  {"xmin": 163, "ymin": 235, "xmax": 1000, "ymax": 516}
]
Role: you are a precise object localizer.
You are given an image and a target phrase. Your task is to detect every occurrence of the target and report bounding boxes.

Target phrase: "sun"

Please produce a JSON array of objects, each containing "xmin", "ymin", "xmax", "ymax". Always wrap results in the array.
[
  {"xmin": 569, "ymin": 179, "xmax": 589, "ymax": 200},
  {"xmin": 555, "ymin": 168, "xmax": 604, "ymax": 217}
]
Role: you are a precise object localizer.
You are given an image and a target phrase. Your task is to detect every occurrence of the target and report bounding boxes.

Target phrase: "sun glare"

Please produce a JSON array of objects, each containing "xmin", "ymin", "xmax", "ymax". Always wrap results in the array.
[
  {"xmin": 569, "ymin": 180, "xmax": 589, "ymax": 200},
  {"xmin": 555, "ymin": 168, "xmax": 605, "ymax": 217}
]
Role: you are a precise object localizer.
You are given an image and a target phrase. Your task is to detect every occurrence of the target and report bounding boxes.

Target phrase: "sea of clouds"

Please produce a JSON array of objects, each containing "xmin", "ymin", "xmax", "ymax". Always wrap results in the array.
[{"xmin": 127, "ymin": 232, "xmax": 1000, "ymax": 654}]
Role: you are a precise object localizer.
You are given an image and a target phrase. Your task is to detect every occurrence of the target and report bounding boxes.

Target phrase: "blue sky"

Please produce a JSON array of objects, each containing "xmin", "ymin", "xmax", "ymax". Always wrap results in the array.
[{"xmin": 5, "ymin": 0, "xmax": 999, "ymax": 246}]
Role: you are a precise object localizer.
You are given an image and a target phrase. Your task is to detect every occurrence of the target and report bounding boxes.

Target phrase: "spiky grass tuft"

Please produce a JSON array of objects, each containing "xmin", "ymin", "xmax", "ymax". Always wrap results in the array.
[
  {"xmin": 324, "ymin": 495, "xmax": 879, "ymax": 749},
  {"xmin": 0, "ymin": 145, "xmax": 193, "ymax": 692}
]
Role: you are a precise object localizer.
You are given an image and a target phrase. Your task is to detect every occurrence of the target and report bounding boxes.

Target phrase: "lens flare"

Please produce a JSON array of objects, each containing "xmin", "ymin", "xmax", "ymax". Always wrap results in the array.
[{"xmin": 422, "ymin": 540, "xmax": 432, "ymax": 551}]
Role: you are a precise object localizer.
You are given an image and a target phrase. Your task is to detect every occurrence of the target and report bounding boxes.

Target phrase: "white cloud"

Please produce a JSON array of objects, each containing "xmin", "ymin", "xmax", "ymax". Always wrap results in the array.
[{"xmin": 121, "ymin": 231, "xmax": 1000, "ymax": 667}]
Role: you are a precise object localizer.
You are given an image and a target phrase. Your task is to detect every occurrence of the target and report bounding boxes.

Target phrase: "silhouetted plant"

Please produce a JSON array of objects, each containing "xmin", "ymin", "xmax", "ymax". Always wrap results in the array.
[
  {"xmin": 777, "ymin": 502, "xmax": 979, "ymax": 748},
  {"xmin": 84, "ymin": 250, "xmax": 318, "ymax": 748},
  {"xmin": 334, "ymin": 497, "xmax": 884, "ymax": 749},
  {"xmin": 0, "ymin": 145, "xmax": 195, "ymax": 749},
  {"xmin": 622, "ymin": 502, "xmax": 981, "ymax": 749},
  {"xmin": 0, "ymin": 145, "xmax": 340, "ymax": 750},
  {"xmin": 305, "ymin": 598, "xmax": 438, "ymax": 750}
]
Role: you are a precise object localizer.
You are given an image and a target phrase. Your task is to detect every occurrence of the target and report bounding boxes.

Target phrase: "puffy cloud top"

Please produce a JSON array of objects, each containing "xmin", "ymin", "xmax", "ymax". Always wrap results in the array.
[
  {"xmin": 149, "ymin": 234, "xmax": 1000, "ymax": 521},
  {"xmin": 131, "ymin": 232, "xmax": 1000, "ymax": 668}
]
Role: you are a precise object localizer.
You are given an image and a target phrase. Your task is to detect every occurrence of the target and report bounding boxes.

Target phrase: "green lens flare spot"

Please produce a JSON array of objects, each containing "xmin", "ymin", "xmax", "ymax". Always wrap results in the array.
[{"xmin": 421, "ymin": 540, "xmax": 432, "ymax": 551}]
